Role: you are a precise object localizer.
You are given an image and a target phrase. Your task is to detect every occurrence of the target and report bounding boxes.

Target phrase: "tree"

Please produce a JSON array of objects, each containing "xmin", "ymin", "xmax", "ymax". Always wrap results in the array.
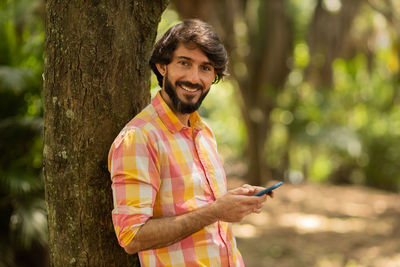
[
  {"xmin": 306, "ymin": 0, "xmax": 362, "ymax": 87},
  {"xmin": 43, "ymin": 1, "xmax": 168, "ymax": 266}
]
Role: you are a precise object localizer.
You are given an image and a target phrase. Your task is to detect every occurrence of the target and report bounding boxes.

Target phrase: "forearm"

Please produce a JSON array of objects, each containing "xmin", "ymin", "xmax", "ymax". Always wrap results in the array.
[
  {"xmin": 124, "ymin": 203, "xmax": 218, "ymax": 254},
  {"xmin": 123, "ymin": 186, "xmax": 270, "ymax": 254}
]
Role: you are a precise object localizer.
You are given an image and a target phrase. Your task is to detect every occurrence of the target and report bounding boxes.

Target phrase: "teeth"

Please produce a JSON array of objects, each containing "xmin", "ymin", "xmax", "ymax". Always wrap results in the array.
[{"xmin": 181, "ymin": 85, "xmax": 198, "ymax": 92}]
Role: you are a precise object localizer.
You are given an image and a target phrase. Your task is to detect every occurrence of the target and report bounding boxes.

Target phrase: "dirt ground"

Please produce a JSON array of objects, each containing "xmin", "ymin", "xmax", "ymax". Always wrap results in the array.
[{"xmin": 227, "ymin": 178, "xmax": 400, "ymax": 267}]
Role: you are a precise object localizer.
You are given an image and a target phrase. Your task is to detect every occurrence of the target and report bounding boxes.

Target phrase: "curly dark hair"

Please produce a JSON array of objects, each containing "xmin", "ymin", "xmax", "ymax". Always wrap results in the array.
[{"xmin": 149, "ymin": 19, "xmax": 229, "ymax": 87}]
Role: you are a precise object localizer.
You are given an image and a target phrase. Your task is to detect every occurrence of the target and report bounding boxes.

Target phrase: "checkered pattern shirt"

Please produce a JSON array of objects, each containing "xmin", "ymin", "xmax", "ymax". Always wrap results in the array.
[{"xmin": 108, "ymin": 92, "xmax": 244, "ymax": 266}]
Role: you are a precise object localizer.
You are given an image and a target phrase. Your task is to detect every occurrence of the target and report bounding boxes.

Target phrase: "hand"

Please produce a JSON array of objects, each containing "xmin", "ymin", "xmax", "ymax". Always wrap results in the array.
[
  {"xmin": 211, "ymin": 186, "xmax": 268, "ymax": 223},
  {"xmin": 242, "ymin": 184, "xmax": 274, "ymax": 198}
]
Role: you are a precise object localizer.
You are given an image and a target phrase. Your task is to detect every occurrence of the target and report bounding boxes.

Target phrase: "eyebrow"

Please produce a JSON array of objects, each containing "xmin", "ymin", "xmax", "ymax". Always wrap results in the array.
[{"xmin": 176, "ymin": 56, "xmax": 214, "ymax": 67}]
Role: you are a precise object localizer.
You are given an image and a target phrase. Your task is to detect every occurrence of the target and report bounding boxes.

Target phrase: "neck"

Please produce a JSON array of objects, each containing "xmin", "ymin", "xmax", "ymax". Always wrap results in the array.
[{"xmin": 160, "ymin": 90, "xmax": 191, "ymax": 127}]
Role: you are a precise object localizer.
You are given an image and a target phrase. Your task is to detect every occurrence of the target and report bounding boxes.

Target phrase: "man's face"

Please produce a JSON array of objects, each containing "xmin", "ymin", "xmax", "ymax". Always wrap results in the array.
[
  {"xmin": 159, "ymin": 43, "xmax": 216, "ymax": 114},
  {"xmin": 163, "ymin": 70, "xmax": 209, "ymax": 114}
]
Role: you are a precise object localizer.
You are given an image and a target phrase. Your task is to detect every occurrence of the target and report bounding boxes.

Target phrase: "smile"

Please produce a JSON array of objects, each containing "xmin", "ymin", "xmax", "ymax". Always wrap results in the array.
[{"xmin": 180, "ymin": 85, "xmax": 200, "ymax": 93}]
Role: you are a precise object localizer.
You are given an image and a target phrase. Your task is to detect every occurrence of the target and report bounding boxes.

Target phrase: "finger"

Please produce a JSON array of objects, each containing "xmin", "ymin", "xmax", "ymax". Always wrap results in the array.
[
  {"xmin": 231, "ymin": 187, "xmax": 250, "ymax": 195},
  {"xmin": 253, "ymin": 186, "xmax": 269, "ymax": 195},
  {"xmin": 254, "ymin": 186, "xmax": 265, "ymax": 191},
  {"xmin": 258, "ymin": 194, "xmax": 267, "ymax": 202},
  {"xmin": 242, "ymin": 184, "xmax": 256, "ymax": 195},
  {"xmin": 252, "ymin": 206, "xmax": 263, "ymax": 213}
]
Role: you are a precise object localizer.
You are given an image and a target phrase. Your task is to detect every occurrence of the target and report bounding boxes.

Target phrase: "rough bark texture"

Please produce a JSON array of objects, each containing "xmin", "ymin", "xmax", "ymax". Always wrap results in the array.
[{"xmin": 43, "ymin": 1, "xmax": 168, "ymax": 266}]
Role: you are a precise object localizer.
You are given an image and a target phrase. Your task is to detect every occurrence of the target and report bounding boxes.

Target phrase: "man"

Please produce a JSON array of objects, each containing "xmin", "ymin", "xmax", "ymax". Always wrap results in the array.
[{"xmin": 108, "ymin": 19, "xmax": 273, "ymax": 266}]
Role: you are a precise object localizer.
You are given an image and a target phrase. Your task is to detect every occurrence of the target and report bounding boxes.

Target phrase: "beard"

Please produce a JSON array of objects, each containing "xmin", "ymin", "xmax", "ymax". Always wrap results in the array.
[{"xmin": 164, "ymin": 72, "xmax": 209, "ymax": 114}]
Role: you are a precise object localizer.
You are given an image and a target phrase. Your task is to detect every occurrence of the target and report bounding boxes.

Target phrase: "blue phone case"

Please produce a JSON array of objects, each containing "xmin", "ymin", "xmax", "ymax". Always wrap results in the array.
[{"xmin": 253, "ymin": 182, "xmax": 283, "ymax": 196}]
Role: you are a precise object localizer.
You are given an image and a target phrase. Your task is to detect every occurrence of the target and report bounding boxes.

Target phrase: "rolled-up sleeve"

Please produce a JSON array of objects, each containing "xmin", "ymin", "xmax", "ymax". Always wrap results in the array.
[{"xmin": 108, "ymin": 128, "xmax": 160, "ymax": 247}]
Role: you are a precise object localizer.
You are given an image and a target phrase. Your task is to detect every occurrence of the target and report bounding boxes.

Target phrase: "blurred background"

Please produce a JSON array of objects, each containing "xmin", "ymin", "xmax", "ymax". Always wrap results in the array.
[{"xmin": 1, "ymin": 0, "xmax": 399, "ymax": 266}]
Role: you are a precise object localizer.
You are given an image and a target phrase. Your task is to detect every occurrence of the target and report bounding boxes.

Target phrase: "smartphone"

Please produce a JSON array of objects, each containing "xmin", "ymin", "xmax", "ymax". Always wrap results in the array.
[{"xmin": 253, "ymin": 182, "xmax": 283, "ymax": 196}]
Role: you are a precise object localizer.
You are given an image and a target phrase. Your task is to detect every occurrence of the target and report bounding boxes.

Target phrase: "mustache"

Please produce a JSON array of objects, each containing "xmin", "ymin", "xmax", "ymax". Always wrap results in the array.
[{"xmin": 176, "ymin": 80, "xmax": 203, "ymax": 91}]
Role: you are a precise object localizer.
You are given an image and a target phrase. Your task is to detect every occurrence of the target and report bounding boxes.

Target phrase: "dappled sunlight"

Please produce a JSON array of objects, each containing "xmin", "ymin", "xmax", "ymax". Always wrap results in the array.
[
  {"xmin": 277, "ymin": 212, "xmax": 393, "ymax": 235},
  {"xmin": 278, "ymin": 213, "xmax": 327, "ymax": 233},
  {"xmin": 232, "ymin": 224, "xmax": 259, "ymax": 238},
  {"xmin": 235, "ymin": 210, "xmax": 393, "ymax": 237},
  {"xmin": 244, "ymin": 211, "xmax": 270, "ymax": 226},
  {"xmin": 233, "ymin": 183, "xmax": 399, "ymax": 237},
  {"xmin": 314, "ymin": 254, "xmax": 400, "ymax": 267},
  {"xmin": 232, "ymin": 212, "xmax": 271, "ymax": 238},
  {"xmin": 373, "ymin": 254, "xmax": 400, "ymax": 267},
  {"xmin": 281, "ymin": 185, "xmax": 400, "ymax": 218},
  {"xmin": 231, "ymin": 181, "xmax": 400, "ymax": 267},
  {"xmin": 355, "ymin": 250, "xmax": 400, "ymax": 267}
]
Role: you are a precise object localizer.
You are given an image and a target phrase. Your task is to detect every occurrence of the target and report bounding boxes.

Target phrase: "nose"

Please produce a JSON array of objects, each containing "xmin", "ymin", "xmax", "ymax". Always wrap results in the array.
[{"xmin": 187, "ymin": 66, "xmax": 201, "ymax": 84}]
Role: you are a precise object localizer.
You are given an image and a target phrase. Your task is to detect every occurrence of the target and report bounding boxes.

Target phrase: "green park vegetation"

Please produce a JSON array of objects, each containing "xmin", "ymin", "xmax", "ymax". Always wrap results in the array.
[
  {"xmin": 1, "ymin": 0, "xmax": 399, "ymax": 266},
  {"xmin": 0, "ymin": 0, "xmax": 46, "ymax": 266}
]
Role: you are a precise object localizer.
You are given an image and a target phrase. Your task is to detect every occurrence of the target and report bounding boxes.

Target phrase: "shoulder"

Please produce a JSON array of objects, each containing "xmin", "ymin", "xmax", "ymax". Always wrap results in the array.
[
  {"xmin": 110, "ymin": 103, "xmax": 164, "ymax": 150},
  {"xmin": 125, "ymin": 104, "xmax": 157, "ymax": 129}
]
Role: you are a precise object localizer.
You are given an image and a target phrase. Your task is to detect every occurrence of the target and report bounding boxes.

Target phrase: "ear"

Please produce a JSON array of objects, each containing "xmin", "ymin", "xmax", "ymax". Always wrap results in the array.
[{"xmin": 156, "ymin": 63, "xmax": 166, "ymax": 77}]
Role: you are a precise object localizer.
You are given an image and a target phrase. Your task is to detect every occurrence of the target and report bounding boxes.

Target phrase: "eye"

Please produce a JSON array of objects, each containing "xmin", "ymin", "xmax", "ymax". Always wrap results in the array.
[
  {"xmin": 201, "ymin": 65, "xmax": 213, "ymax": 72},
  {"xmin": 178, "ymin": 60, "xmax": 190, "ymax": 67}
]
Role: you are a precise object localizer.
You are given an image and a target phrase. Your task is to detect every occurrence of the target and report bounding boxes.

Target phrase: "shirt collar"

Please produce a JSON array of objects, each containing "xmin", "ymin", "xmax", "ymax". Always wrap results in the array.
[{"xmin": 152, "ymin": 91, "xmax": 205, "ymax": 133}]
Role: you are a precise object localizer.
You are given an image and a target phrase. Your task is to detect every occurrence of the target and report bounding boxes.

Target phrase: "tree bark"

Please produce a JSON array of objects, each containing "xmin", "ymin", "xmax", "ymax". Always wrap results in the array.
[
  {"xmin": 171, "ymin": 0, "xmax": 238, "ymax": 53},
  {"xmin": 43, "ymin": 1, "xmax": 168, "ymax": 266}
]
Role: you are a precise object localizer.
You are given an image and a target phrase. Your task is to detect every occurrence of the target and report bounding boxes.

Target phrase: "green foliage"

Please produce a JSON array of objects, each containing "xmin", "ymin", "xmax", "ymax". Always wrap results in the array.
[
  {"xmin": 0, "ymin": 0, "xmax": 46, "ymax": 265},
  {"xmin": 265, "ymin": 5, "xmax": 400, "ymax": 191},
  {"xmin": 160, "ymin": 3, "xmax": 400, "ymax": 192}
]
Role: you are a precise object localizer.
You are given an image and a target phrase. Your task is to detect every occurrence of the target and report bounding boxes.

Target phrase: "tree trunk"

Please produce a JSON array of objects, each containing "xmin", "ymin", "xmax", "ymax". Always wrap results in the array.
[
  {"xmin": 171, "ymin": 0, "xmax": 237, "ymax": 53},
  {"xmin": 241, "ymin": 0, "xmax": 292, "ymax": 185},
  {"xmin": 306, "ymin": 0, "xmax": 362, "ymax": 87},
  {"xmin": 43, "ymin": 1, "xmax": 168, "ymax": 266}
]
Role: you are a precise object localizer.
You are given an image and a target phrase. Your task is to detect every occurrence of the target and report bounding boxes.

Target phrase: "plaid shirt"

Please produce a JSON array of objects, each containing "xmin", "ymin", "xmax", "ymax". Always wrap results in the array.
[{"xmin": 108, "ymin": 92, "xmax": 244, "ymax": 266}]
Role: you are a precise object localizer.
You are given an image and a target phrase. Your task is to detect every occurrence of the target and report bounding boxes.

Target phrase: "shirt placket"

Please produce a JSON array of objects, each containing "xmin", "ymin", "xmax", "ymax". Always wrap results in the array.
[
  {"xmin": 193, "ymin": 130, "xmax": 216, "ymax": 200},
  {"xmin": 193, "ymin": 130, "xmax": 234, "ymax": 266},
  {"xmin": 219, "ymin": 222, "xmax": 235, "ymax": 266}
]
